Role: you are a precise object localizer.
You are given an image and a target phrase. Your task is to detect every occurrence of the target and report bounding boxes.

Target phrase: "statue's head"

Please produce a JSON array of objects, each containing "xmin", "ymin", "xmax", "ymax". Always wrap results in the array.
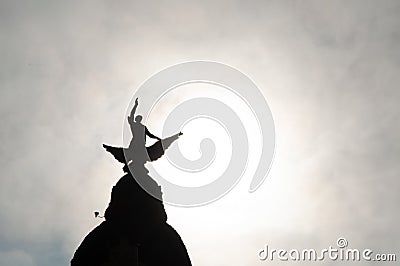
[{"xmin": 135, "ymin": 115, "xmax": 143, "ymax": 123}]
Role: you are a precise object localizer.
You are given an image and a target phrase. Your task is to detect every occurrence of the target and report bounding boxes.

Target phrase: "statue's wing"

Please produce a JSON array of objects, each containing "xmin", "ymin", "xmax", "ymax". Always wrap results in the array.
[
  {"xmin": 102, "ymin": 144, "xmax": 126, "ymax": 164},
  {"xmin": 147, "ymin": 133, "xmax": 181, "ymax": 161}
]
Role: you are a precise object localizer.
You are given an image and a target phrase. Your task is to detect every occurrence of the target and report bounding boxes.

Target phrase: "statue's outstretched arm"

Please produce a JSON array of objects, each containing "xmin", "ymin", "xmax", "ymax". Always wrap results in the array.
[{"xmin": 145, "ymin": 127, "xmax": 161, "ymax": 140}]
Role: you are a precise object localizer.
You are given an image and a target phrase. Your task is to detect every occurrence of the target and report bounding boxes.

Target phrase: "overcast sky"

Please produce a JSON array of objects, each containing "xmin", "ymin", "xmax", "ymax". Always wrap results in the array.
[{"xmin": 1, "ymin": 0, "xmax": 399, "ymax": 265}]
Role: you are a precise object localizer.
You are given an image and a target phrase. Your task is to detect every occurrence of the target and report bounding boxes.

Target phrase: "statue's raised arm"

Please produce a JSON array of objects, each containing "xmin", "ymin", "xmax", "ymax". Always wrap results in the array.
[{"xmin": 128, "ymin": 98, "xmax": 139, "ymax": 124}]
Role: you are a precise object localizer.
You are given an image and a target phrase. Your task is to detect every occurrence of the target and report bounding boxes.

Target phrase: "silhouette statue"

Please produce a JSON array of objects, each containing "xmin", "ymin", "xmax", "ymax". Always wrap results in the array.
[
  {"xmin": 103, "ymin": 98, "xmax": 182, "ymax": 169},
  {"xmin": 71, "ymin": 98, "xmax": 191, "ymax": 266}
]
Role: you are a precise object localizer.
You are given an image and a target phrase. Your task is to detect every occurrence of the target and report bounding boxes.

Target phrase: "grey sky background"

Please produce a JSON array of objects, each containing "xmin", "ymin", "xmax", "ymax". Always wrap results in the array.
[{"xmin": 1, "ymin": 0, "xmax": 399, "ymax": 265}]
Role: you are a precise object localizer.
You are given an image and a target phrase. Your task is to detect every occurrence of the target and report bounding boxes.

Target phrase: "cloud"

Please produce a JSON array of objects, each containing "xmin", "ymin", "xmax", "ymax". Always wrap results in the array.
[{"xmin": 0, "ymin": 0, "xmax": 399, "ymax": 265}]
